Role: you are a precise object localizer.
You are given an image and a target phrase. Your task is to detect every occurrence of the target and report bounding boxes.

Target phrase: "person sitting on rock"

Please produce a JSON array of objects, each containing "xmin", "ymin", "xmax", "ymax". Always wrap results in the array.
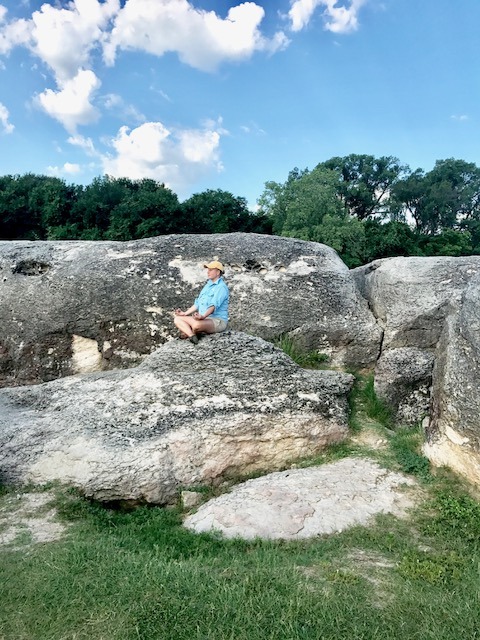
[{"xmin": 174, "ymin": 260, "xmax": 229, "ymax": 344}]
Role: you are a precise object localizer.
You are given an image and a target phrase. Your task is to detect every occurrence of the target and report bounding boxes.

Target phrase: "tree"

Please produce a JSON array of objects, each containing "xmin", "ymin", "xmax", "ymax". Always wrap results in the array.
[
  {"xmin": 392, "ymin": 159, "xmax": 480, "ymax": 235},
  {"xmin": 319, "ymin": 154, "xmax": 408, "ymax": 220},
  {"xmin": 363, "ymin": 220, "xmax": 422, "ymax": 262},
  {"xmin": 106, "ymin": 179, "xmax": 181, "ymax": 240},
  {"xmin": 181, "ymin": 189, "xmax": 261, "ymax": 234}
]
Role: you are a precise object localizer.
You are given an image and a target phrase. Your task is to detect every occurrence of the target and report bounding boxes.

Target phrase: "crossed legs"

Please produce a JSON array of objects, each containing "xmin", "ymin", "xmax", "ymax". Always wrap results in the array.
[{"xmin": 174, "ymin": 314, "xmax": 216, "ymax": 339}]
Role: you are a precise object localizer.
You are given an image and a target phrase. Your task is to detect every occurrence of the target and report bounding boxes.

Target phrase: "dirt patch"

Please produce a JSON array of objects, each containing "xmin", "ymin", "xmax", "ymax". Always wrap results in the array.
[{"xmin": 0, "ymin": 491, "xmax": 67, "ymax": 550}]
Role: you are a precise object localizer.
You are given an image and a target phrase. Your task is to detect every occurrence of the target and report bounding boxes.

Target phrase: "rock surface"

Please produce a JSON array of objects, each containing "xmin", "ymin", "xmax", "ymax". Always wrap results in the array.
[
  {"xmin": 354, "ymin": 256, "xmax": 480, "ymax": 485},
  {"xmin": 374, "ymin": 347, "xmax": 435, "ymax": 425},
  {"xmin": 0, "ymin": 332, "xmax": 354, "ymax": 504},
  {"xmin": 0, "ymin": 234, "xmax": 381, "ymax": 387},
  {"xmin": 184, "ymin": 457, "xmax": 416, "ymax": 540},
  {"xmin": 424, "ymin": 273, "xmax": 480, "ymax": 485}
]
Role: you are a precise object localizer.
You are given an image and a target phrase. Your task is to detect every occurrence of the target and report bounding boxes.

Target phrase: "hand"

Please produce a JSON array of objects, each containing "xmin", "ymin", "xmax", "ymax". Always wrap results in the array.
[
  {"xmin": 175, "ymin": 308, "xmax": 185, "ymax": 316},
  {"xmin": 193, "ymin": 311, "xmax": 202, "ymax": 319}
]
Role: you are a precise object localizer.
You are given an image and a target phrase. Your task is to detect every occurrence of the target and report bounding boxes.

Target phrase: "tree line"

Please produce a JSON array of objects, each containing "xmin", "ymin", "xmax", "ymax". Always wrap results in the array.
[
  {"xmin": 258, "ymin": 155, "xmax": 480, "ymax": 266},
  {"xmin": 0, "ymin": 174, "xmax": 271, "ymax": 242},
  {"xmin": 1, "ymin": 154, "xmax": 480, "ymax": 266}
]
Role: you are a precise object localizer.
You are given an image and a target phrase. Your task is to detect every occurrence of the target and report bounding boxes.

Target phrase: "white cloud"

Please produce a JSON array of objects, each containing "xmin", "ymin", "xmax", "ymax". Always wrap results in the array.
[
  {"xmin": 46, "ymin": 161, "xmax": 81, "ymax": 176},
  {"xmin": 101, "ymin": 120, "xmax": 223, "ymax": 194},
  {"xmin": 36, "ymin": 69, "xmax": 101, "ymax": 132},
  {"xmin": 0, "ymin": 12, "xmax": 31, "ymax": 55},
  {"xmin": 289, "ymin": 0, "xmax": 366, "ymax": 33},
  {"xmin": 67, "ymin": 133, "xmax": 98, "ymax": 155},
  {"xmin": 451, "ymin": 114, "xmax": 469, "ymax": 122},
  {"xmin": 104, "ymin": 0, "xmax": 289, "ymax": 72},
  {"xmin": 0, "ymin": 101, "xmax": 14, "ymax": 133},
  {"xmin": 101, "ymin": 92, "xmax": 146, "ymax": 123},
  {"xmin": 28, "ymin": 0, "xmax": 119, "ymax": 83}
]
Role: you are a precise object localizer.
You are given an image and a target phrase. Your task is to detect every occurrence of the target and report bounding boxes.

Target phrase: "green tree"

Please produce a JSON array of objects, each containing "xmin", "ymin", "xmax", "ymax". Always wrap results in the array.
[
  {"xmin": 319, "ymin": 154, "xmax": 408, "ymax": 220},
  {"xmin": 181, "ymin": 189, "xmax": 264, "ymax": 234},
  {"xmin": 106, "ymin": 179, "xmax": 181, "ymax": 240},
  {"xmin": 363, "ymin": 220, "xmax": 422, "ymax": 262},
  {"xmin": 392, "ymin": 159, "xmax": 480, "ymax": 235}
]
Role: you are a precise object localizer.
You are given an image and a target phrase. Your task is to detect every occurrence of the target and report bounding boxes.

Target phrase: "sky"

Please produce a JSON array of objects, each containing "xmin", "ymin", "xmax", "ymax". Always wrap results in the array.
[{"xmin": 0, "ymin": 0, "xmax": 479, "ymax": 208}]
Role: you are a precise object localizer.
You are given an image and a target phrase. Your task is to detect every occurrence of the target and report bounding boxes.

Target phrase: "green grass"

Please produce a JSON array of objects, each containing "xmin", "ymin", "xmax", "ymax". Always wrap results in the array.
[
  {"xmin": 1, "ymin": 374, "xmax": 480, "ymax": 640},
  {"xmin": 273, "ymin": 334, "xmax": 329, "ymax": 369}
]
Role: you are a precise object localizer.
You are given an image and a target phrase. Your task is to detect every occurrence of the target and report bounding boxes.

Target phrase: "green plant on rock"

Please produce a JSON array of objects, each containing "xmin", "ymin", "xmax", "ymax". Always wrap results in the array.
[{"xmin": 273, "ymin": 334, "xmax": 328, "ymax": 368}]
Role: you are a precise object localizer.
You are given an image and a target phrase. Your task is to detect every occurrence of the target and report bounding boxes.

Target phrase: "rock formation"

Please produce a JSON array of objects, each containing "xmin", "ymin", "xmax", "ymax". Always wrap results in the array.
[
  {"xmin": 0, "ymin": 332, "xmax": 354, "ymax": 504},
  {"xmin": 354, "ymin": 257, "xmax": 480, "ymax": 485},
  {"xmin": 1, "ymin": 236, "xmax": 480, "ymax": 492},
  {"xmin": 0, "ymin": 234, "xmax": 381, "ymax": 387}
]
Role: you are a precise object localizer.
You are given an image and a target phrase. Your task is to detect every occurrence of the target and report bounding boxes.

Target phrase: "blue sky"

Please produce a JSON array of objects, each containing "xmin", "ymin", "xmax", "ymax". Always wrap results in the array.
[{"xmin": 0, "ymin": 0, "xmax": 479, "ymax": 207}]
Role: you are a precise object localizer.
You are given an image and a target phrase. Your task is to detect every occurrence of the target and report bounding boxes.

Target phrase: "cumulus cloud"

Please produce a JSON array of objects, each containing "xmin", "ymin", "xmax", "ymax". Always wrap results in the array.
[
  {"xmin": 0, "ymin": 102, "xmax": 14, "ymax": 133},
  {"xmin": 101, "ymin": 120, "xmax": 223, "ymax": 194},
  {"xmin": 289, "ymin": 0, "xmax": 366, "ymax": 33},
  {"xmin": 103, "ymin": 0, "xmax": 288, "ymax": 72},
  {"xmin": 0, "ymin": 9, "xmax": 31, "ymax": 55},
  {"xmin": 36, "ymin": 69, "xmax": 101, "ymax": 132},
  {"xmin": 28, "ymin": 0, "xmax": 119, "ymax": 83},
  {"xmin": 67, "ymin": 133, "xmax": 98, "ymax": 156},
  {"xmin": 46, "ymin": 162, "xmax": 81, "ymax": 176}
]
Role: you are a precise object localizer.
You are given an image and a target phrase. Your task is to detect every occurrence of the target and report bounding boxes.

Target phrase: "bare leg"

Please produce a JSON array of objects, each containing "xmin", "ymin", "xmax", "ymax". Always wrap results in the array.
[{"xmin": 174, "ymin": 315, "xmax": 216, "ymax": 337}]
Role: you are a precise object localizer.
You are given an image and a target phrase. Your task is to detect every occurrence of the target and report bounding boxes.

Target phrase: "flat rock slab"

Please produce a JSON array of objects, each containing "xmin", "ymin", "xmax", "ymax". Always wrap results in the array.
[{"xmin": 184, "ymin": 457, "xmax": 416, "ymax": 540}]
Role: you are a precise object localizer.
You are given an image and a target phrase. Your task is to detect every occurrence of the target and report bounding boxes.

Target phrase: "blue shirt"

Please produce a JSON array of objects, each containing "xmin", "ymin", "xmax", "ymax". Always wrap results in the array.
[{"xmin": 194, "ymin": 277, "xmax": 229, "ymax": 322}]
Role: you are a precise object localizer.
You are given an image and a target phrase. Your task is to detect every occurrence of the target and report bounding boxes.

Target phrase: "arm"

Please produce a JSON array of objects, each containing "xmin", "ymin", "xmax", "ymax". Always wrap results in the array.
[
  {"xmin": 175, "ymin": 304, "xmax": 198, "ymax": 316},
  {"xmin": 194, "ymin": 305, "xmax": 215, "ymax": 320}
]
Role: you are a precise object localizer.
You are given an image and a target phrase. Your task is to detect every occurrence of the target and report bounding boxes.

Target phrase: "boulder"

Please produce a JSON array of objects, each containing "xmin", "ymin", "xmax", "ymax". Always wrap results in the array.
[
  {"xmin": 423, "ymin": 273, "xmax": 480, "ymax": 486},
  {"xmin": 353, "ymin": 256, "xmax": 480, "ymax": 350},
  {"xmin": 354, "ymin": 257, "xmax": 480, "ymax": 485},
  {"xmin": 374, "ymin": 347, "xmax": 434, "ymax": 425},
  {"xmin": 0, "ymin": 332, "xmax": 354, "ymax": 504},
  {"xmin": 184, "ymin": 457, "xmax": 416, "ymax": 540},
  {"xmin": 0, "ymin": 234, "xmax": 381, "ymax": 387}
]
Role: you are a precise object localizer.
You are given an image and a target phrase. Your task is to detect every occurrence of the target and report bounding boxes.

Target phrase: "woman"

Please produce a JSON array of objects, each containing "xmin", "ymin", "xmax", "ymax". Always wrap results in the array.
[{"xmin": 174, "ymin": 260, "xmax": 229, "ymax": 344}]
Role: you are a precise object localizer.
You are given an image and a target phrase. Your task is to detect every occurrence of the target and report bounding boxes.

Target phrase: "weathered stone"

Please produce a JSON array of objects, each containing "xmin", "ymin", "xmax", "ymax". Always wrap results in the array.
[
  {"xmin": 184, "ymin": 457, "xmax": 416, "ymax": 540},
  {"xmin": 0, "ymin": 234, "xmax": 381, "ymax": 387},
  {"xmin": 423, "ymin": 273, "xmax": 480, "ymax": 486},
  {"xmin": 374, "ymin": 347, "xmax": 434, "ymax": 425},
  {"xmin": 353, "ymin": 256, "xmax": 480, "ymax": 349},
  {"xmin": 0, "ymin": 332, "xmax": 354, "ymax": 504},
  {"xmin": 354, "ymin": 256, "xmax": 480, "ymax": 485}
]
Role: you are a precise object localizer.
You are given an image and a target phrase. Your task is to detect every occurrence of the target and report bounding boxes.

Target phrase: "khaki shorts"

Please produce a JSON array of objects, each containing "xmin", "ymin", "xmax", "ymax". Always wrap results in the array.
[{"xmin": 210, "ymin": 317, "xmax": 228, "ymax": 333}]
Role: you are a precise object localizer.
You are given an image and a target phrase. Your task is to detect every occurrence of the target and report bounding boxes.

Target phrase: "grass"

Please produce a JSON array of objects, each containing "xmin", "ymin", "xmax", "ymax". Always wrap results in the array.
[
  {"xmin": 273, "ymin": 334, "xmax": 329, "ymax": 369},
  {"xmin": 1, "ymin": 371, "xmax": 480, "ymax": 640}
]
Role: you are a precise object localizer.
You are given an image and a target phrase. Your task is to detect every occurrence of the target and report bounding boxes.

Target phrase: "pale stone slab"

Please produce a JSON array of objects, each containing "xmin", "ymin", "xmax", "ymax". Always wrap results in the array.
[{"xmin": 184, "ymin": 457, "xmax": 416, "ymax": 540}]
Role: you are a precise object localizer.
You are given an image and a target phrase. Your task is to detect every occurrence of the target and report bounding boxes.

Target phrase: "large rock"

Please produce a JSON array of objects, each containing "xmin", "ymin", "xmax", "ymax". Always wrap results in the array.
[
  {"xmin": 374, "ymin": 347, "xmax": 434, "ymax": 425},
  {"xmin": 353, "ymin": 256, "xmax": 480, "ymax": 350},
  {"xmin": 0, "ymin": 332, "xmax": 354, "ymax": 504},
  {"xmin": 423, "ymin": 273, "xmax": 480, "ymax": 485},
  {"xmin": 184, "ymin": 458, "xmax": 416, "ymax": 540},
  {"xmin": 354, "ymin": 257, "xmax": 480, "ymax": 486},
  {"xmin": 0, "ymin": 234, "xmax": 381, "ymax": 387}
]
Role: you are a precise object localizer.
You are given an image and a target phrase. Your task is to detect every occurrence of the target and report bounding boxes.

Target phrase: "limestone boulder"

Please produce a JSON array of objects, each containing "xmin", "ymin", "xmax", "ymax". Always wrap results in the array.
[
  {"xmin": 374, "ymin": 347, "xmax": 434, "ymax": 425},
  {"xmin": 0, "ymin": 234, "xmax": 381, "ymax": 387},
  {"xmin": 423, "ymin": 273, "xmax": 480, "ymax": 485},
  {"xmin": 0, "ymin": 332, "xmax": 354, "ymax": 504},
  {"xmin": 354, "ymin": 256, "xmax": 480, "ymax": 485},
  {"xmin": 353, "ymin": 256, "xmax": 480, "ymax": 350}
]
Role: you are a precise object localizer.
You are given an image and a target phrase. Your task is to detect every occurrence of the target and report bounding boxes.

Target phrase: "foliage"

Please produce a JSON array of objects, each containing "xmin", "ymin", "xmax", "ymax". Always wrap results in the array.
[
  {"xmin": 0, "ymin": 175, "xmax": 269, "ymax": 241},
  {"xmin": 273, "ymin": 333, "xmax": 328, "ymax": 368},
  {"xmin": 360, "ymin": 375, "xmax": 393, "ymax": 429},
  {"xmin": 2, "ymin": 155, "xmax": 480, "ymax": 267},
  {"xmin": 389, "ymin": 426, "xmax": 431, "ymax": 480},
  {"xmin": 319, "ymin": 154, "xmax": 408, "ymax": 220}
]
